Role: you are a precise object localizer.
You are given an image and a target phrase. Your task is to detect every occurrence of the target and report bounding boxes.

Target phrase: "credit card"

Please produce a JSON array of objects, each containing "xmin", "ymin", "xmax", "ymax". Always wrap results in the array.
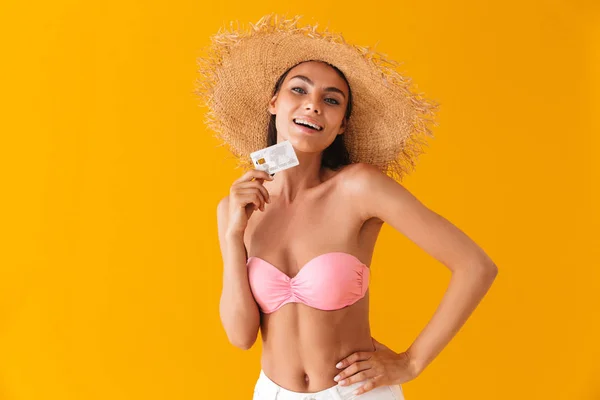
[{"xmin": 250, "ymin": 140, "xmax": 299, "ymax": 175}]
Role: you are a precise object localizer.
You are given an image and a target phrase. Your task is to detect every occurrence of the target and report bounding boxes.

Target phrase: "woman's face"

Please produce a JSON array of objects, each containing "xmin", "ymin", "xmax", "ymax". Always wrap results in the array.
[{"xmin": 268, "ymin": 61, "xmax": 349, "ymax": 153}]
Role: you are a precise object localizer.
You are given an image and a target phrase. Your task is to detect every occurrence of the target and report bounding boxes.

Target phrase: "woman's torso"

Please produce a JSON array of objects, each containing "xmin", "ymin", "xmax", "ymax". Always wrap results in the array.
[{"xmin": 243, "ymin": 163, "xmax": 384, "ymax": 392}]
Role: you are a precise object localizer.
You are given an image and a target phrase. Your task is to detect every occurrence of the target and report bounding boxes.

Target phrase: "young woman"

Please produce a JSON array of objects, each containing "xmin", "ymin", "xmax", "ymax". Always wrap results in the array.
[{"xmin": 197, "ymin": 14, "xmax": 498, "ymax": 400}]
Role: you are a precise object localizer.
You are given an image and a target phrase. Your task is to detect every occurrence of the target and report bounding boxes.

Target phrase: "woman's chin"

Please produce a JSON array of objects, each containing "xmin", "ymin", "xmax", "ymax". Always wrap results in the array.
[{"xmin": 285, "ymin": 136, "xmax": 313, "ymax": 150}]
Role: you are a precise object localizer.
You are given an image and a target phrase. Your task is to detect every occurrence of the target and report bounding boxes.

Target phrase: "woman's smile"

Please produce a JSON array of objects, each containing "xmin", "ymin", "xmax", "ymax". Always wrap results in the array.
[{"xmin": 292, "ymin": 120, "xmax": 322, "ymax": 135}]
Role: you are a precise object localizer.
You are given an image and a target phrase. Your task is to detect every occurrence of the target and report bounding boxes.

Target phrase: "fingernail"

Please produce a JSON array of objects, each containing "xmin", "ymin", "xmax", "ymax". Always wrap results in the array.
[
  {"xmin": 336, "ymin": 362, "xmax": 343, "ymax": 368},
  {"xmin": 333, "ymin": 375, "xmax": 340, "ymax": 382},
  {"xmin": 339, "ymin": 380, "xmax": 346, "ymax": 385}
]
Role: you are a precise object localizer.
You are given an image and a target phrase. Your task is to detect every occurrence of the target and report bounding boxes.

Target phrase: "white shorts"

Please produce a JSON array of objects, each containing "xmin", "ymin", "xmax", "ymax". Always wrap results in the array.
[{"xmin": 252, "ymin": 369, "xmax": 405, "ymax": 400}]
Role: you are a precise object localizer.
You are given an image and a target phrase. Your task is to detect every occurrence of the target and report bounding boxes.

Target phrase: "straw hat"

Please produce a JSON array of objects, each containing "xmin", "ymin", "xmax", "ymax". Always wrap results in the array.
[{"xmin": 194, "ymin": 13, "xmax": 440, "ymax": 181}]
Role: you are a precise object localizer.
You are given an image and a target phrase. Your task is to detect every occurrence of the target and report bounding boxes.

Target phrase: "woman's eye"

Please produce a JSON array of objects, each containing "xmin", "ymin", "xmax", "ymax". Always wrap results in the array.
[
  {"xmin": 292, "ymin": 87, "xmax": 306, "ymax": 94},
  {"xmin": 292, "ymin": 87, "xmax": 339, "ymax": 105}
]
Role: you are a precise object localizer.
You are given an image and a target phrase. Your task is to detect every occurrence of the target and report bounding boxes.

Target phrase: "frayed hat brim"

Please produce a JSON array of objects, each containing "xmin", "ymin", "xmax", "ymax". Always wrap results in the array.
[{"xmin": 194, "ymin": 13, "xmax": 440, "ymax": 181}]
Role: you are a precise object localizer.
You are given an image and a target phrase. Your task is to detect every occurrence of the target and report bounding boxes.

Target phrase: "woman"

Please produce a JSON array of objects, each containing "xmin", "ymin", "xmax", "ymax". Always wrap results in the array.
[{"xmin": 196, "ymin": 14, "xmax": 498, "ymax": 400}]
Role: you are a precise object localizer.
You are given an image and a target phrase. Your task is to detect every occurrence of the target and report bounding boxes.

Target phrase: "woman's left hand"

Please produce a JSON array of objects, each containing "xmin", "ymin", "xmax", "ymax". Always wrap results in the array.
[{"xmin": 333, "ymin": 337, "xmax": 419, "ymax": 396}]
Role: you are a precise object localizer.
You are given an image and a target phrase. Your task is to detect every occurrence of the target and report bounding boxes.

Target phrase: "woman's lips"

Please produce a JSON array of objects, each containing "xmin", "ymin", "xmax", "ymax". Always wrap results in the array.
[{"xmin": 292, "ymin": 121, "xmax": 321, "ymax": 134}]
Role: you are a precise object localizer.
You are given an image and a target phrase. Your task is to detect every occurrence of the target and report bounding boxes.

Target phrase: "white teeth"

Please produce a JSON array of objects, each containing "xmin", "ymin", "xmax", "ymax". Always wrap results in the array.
[{"xmin": 294, "ymin": 118, "xmax": 322, "ymax": 131}]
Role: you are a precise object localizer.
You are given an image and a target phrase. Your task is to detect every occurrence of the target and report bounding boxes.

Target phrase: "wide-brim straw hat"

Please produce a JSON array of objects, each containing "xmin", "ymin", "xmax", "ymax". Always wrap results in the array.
[{"xmin": 194, "ymin": 13, "xmax": 440, "ymax": 181}]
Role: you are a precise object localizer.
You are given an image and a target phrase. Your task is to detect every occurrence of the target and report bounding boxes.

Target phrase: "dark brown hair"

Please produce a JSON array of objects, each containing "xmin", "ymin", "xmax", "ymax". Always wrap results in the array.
[{"xmin": 267, "ymin": 60, "xmax": 353, "ymax": 171}]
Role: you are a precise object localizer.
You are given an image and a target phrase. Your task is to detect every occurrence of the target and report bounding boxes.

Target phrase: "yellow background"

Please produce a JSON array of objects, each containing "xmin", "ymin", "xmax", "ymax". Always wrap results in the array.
[{"xmin": 1, "ymin": 1, "xmax": 598, "ymax": 399}]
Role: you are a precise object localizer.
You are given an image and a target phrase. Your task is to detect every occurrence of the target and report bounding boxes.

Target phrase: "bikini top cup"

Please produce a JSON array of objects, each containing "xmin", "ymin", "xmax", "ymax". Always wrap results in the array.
[{"xmin": 246, "ymin": 252, "xmax": 370, "ymax": 314}]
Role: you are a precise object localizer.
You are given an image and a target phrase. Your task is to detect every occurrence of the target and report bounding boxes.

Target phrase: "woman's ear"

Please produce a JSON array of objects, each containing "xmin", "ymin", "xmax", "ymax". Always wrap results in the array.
[
  {"xmin": 338, "ymin": 117, "xmax": 346, "ymax": 135},
  {"xmin": 268, "ymin": 94, "xmax": 278, "ymax": 115}
]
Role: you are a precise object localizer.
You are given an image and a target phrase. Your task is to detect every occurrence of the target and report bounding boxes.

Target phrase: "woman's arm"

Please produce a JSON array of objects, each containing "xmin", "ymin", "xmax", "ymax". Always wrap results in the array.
[
  {"xmin": 346, "ymin": 163, "xmax": 498, "ymax": 375},
  {"xmin": 216, "ymin": 195, "xmax": 261, "ymax": 350}
]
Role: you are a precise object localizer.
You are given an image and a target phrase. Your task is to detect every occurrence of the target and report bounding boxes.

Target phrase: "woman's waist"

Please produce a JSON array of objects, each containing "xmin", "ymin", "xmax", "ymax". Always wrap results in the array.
[{"xmin": 260, "ymin": 331, "xmax": 375, "ymax": 393}]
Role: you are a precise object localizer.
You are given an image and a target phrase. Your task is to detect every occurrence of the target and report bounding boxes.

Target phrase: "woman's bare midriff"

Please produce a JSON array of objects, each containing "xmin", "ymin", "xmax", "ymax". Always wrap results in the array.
[
  {"xmin": 259, "ymin": 295, "xmax": 375, "ymax": 392},
  {"xmin": 243, "ymin": 163, "xmax": 384, "ymax": 392}
]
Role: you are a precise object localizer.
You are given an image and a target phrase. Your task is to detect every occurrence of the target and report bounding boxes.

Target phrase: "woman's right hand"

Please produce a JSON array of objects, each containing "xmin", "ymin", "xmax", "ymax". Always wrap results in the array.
[{"xmin": 227, "ymin": 169, "xmax": 273, "ymax": 235}]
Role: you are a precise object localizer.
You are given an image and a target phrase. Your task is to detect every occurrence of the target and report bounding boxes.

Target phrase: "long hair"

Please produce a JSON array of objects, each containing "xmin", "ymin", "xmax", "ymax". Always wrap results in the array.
[{"xmin": 267, "ymin": 60, "xmax": 353, "ymax": 170}]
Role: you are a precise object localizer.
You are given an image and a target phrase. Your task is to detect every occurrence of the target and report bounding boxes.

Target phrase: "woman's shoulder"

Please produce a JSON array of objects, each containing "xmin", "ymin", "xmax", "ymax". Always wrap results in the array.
[
  {"xmin": 325, "ymin": 162, "xmax": 379, "ymax": 181},
  {"xmin": 334, "ymin": 162, "xmax": 386, "ymax": 191}
]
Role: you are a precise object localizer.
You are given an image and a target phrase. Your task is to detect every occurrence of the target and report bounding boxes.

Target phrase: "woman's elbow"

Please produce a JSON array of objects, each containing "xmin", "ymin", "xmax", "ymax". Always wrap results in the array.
[
  {"xmin": 233, "ymin": 340, "xmax": 254, "ymax": 351},
  {"xmin": 484, "ymin": 262, "xmax": 499, "ymax": 278},
  {"xmin": 228, "ymin": 332, "xmax": 258, "ymax": 350},
  {"xmin": 223, "ymin": 322, "xmax": 259, "ymax": 350}
]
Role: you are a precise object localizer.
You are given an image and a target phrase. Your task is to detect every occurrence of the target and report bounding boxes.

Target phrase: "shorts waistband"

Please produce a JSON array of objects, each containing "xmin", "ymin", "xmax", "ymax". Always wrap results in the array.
[
  {"xmin": 254, "ymin": 369, "xmax": 404, "ymax": 400},
  {"xmin": 255, "ymin": 370, "xmax": 344, "ymax": 400}
]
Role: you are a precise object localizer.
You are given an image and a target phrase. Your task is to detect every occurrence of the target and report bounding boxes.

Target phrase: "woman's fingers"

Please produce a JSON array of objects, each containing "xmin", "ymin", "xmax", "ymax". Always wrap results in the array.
[
  {"xmin": 234, "ymin": 169, "xmax": 273, "ymax": 184},
  {"xmin": 238, "ymin": 190, "xmax": 266, "ymax": 211},
  {"xmin": 230, "ymin": 169, "xmax": 273, "ymax": 213},
  {"xmin": 237, "ymin": 180, "xmax": 270, "ymax": 204},
  {"xmin": 334, "ymin": 360, "xmax": 371, "ymax": 384}
]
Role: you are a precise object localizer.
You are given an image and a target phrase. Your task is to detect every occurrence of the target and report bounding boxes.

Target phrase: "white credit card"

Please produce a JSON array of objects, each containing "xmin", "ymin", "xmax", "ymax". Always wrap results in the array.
[{"xmin": 250, "ymin": 140, "xmax": 299, "ymax": 175}]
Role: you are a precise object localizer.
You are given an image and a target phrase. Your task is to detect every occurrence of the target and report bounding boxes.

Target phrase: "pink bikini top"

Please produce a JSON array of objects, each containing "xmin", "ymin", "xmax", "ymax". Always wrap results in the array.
[{"xmin": 246, "ymin": 252, "xmax": 370, "ymax": 314}]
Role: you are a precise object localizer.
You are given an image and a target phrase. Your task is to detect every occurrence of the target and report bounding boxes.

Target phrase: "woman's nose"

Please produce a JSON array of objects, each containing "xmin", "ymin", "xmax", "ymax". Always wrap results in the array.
[{"xmin": 304, "ymin": 102, "xmax": 321, "ymax": 114}]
